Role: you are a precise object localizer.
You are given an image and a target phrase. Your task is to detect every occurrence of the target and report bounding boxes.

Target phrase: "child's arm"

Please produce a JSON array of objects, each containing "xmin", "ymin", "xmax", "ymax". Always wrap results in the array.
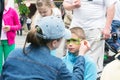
[{"xmin": 63, "ymin": 0, "xmax": 81, "ymax": 11}]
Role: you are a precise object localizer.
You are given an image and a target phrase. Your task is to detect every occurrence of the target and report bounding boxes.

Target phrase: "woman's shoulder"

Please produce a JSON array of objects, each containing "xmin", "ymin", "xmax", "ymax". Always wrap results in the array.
[{"xmin": 7, "ymin": 48, "xmax": 23, "ymax": 58}]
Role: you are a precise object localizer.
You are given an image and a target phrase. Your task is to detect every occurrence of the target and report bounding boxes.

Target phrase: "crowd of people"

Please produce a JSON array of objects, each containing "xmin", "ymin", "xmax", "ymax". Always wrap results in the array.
[{"xmin": 0, "ymin": 0, "xmax": 120, "ymax": 80}]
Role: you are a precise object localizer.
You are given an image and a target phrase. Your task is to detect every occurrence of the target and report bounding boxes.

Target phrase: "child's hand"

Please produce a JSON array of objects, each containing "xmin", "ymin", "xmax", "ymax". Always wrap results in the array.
[
  {"xmin": 2, "ymin": 25, "xmax": 10, "ymax": 32},
  {"xmin": 79, "ymin": 40, "xmax": 90, "ymax": 56}
]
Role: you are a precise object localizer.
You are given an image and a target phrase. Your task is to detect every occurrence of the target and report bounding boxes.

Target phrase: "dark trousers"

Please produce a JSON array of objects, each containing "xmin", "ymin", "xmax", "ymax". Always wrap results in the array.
[
  {"xmin": 17, "ymin": 28, "xmax": 22, "ymax": 36},
  {"xmin": 27, "ymin": 24, "xmax": 31, "ymax": 30}
]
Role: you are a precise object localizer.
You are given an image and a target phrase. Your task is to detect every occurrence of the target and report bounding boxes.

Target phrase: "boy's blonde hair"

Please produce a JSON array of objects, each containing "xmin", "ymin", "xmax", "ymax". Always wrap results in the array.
[{"xmin": 70, "ymin": 27, "xmax": 86, "ymax": 40}]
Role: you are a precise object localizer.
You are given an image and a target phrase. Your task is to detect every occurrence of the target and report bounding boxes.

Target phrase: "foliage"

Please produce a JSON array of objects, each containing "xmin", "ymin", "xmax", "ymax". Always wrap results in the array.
[
  {"xmin": 15, "ymin": 0, "xmax": 25, "ymax": 3},
  {"xmin": 18, "ymin": 4, "xmax": 30, "ymax": 15},
  {"xmin": 14, "ymin": 0, "xmax": 30, "ymax": 16}
]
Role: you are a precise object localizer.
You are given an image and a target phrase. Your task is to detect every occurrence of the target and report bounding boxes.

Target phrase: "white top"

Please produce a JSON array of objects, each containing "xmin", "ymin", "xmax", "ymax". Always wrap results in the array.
[
  {"xmin": 26, "ymin": 18, "xmax": 32, "ymax": 24},
  {"xmin": 65, "ymin": 0, "xmax": 117, "ymax": 30},
  {"xmin": 113, "ymin": 0, "xmax": 120, "ymax": 21},
  {"xmin": 52, "ymin": 8, "xmax": 62, "ymax": 18}
]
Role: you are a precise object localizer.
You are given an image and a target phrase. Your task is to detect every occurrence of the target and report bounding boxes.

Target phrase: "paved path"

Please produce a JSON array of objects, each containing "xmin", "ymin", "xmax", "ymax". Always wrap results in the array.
[{"xmin": 15, "ymin": 35, "xmax": 26, "ymax": 48}]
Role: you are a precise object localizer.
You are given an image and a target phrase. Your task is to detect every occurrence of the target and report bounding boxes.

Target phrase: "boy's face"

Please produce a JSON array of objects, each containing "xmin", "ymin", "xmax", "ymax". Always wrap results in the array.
[
  {"xmin": 66, "ymin": 33, "xmax": 82, "ymax": 54},
  {"xmin": 37, "ymin": 5, "xmax": 52, "ymax": 17}
]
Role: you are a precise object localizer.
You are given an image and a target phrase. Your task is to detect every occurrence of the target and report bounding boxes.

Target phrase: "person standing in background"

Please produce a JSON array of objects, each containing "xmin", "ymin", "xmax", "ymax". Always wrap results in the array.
[
  {"xmin": 63, "ymin": 0, "xmax": 117, "ymax": 78},
  {"xmin": 106, "ymin": 0, "xmax": 120, "ymax": 53},
  {"xmin": 26, "ymin": 17, "xmax": 32, "ymax": 30},
  {"xmin": 0, "ymin": 0, "xmax": 21, "ymax": 73},
  {"xmin": 17, "ymin": 15, "xmax": 24, "ymax": 36}
]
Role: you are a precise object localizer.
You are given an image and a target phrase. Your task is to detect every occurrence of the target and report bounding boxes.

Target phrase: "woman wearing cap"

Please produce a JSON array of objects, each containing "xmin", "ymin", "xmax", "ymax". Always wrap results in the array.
[{"xmin": 1, "ymin": 16, "xmax": 90, "ymax": 80}]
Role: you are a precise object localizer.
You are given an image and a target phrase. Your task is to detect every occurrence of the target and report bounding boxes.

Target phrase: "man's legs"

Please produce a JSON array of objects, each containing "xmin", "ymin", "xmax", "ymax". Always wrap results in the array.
[{"xmin": 84, "ymin": 28, "xmax": 105, "ymax": 77}]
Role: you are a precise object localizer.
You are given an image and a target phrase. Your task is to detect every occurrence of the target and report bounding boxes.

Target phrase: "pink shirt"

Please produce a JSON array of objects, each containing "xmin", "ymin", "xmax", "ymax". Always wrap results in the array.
[{"xmin": 3, "ymin": 8, "xmax": 21, "ymax": 45}]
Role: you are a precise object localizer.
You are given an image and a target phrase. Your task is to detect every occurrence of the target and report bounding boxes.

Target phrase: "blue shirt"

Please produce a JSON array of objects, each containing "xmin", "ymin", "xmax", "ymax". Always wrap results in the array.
[{"xmin": 62, "ymin": 51, "xmax": 97, "ymax": 80}]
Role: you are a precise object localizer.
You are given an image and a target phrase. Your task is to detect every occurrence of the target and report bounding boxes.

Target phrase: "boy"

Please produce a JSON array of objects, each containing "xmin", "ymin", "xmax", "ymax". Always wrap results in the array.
[{"xmin": 62, "ymin": 27, "xmax": 97, "ymax": 80}]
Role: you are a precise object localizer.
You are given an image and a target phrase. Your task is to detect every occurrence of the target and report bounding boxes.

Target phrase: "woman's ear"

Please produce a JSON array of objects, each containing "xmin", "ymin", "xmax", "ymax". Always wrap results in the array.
[
  {"xmin": 49, "ymin": 39, "xmax": 62, "ymax": 50},
  {"xmin": 51, "ymin": 40, "xmax": 57, "ymax": 49},
  {"xmin": 51, "ymin": 40, "xmax": 58, "ymax": 48}
]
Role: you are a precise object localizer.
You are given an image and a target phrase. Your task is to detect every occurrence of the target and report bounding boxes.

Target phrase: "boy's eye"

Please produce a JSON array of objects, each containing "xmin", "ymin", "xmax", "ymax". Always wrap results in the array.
[
  {"xmin": 66, "ymin": 38, "xmax": 82, "ymax": 45},
  {"xmin": 67, "ymin": 40, "xmax": 70, "ymax": 42},
  {"xmin": 72, "ymin": 39, "xmax": 78, "ymax": 42}
]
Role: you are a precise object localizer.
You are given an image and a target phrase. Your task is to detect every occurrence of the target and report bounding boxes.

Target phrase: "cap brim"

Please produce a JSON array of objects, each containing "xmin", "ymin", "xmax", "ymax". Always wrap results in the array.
[{"xmin": 63, "ymin": 29, "xmax": 71, "ymax": 39}]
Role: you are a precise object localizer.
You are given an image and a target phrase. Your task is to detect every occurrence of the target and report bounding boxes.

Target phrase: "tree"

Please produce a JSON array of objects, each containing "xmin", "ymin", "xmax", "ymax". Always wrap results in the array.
[{"xmin": 15, "ymin": 0, "xmax": 30, "ymax": 16}]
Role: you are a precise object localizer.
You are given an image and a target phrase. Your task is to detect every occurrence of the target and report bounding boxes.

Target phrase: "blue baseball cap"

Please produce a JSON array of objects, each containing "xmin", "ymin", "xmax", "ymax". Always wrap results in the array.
[{"xmin": 36, "ymin": 16, "xmax": 71, "ymax": 39}]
